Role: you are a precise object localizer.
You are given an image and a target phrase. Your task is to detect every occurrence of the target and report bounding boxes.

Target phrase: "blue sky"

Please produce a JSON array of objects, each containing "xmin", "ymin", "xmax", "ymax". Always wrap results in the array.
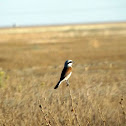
[{"xmin": 0, "ymin": 0, "xmax": 126, "ymax": 27}]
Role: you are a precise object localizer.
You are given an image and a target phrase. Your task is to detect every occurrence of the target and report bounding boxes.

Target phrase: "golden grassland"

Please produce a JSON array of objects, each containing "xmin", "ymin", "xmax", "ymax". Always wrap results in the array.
[{"xmin": 0, "ymin": 23, "xmax": 126, "ymax": 126}]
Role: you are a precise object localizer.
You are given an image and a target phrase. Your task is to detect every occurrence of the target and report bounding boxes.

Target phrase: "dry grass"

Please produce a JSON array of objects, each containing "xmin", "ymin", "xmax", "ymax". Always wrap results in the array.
[{"xmin": 0, "ymin": 23, "xmax": 126, "ymax": 126}]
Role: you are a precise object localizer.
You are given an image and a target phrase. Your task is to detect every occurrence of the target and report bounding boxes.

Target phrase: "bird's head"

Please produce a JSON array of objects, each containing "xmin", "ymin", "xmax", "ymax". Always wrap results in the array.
[{"xmin": 64, "ymin": 60, "xmax": 74, "ymax": 67}]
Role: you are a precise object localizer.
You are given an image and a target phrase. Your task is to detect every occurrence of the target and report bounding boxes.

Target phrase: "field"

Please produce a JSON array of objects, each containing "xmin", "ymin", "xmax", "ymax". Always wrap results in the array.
[{"xmin": 0, "ymin": 23, "xmax": 126, "ymax": 126}]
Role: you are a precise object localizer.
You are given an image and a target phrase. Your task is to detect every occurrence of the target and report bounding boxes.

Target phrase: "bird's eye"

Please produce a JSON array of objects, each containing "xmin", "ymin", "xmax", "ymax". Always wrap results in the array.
[{"xmin": 67, "ymin": 61, "xmax": 72, "ymax": 64}]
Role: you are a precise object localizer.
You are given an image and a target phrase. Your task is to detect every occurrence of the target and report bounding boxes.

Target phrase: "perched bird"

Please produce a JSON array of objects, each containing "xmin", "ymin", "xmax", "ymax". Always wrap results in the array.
[{"xmin": 54, "ymin": 60, "xmax": 74, "ymax": 89}]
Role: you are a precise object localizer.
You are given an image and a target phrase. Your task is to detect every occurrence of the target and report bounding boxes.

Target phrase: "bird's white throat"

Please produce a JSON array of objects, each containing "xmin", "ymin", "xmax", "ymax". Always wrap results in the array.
[{"xmin": 67, "ymin": 62, "xmax": 72, "ymax": 67}]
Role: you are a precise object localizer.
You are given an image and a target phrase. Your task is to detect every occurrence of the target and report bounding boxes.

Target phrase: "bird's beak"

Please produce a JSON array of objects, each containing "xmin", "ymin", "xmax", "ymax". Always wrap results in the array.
[{"xmin": 72, "ymin": 61, "xmax": 75, "ymax": 63}]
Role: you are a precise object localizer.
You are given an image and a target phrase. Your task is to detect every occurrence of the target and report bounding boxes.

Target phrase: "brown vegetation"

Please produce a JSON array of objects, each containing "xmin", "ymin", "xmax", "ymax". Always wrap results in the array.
[{"xmin": 0, "ymin": 23, "xmax": 126, "ymax": 125}]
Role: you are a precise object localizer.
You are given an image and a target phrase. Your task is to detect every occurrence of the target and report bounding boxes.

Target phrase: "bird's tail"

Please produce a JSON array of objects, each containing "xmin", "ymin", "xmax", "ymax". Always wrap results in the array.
[{"xmin": 54, "ymin": 81, "xmax": 61, "ymax": 89}]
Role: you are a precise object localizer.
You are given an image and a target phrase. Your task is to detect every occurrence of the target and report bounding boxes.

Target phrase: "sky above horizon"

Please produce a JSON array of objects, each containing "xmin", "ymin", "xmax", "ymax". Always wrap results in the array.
[{"xmin": 0, "ymin": 0, "xmax": 126, "ymax": 27}]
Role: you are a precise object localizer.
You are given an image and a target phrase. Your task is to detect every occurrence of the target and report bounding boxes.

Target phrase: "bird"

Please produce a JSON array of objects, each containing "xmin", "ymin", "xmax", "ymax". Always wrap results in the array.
[{"xmin": 54, "ymin": 60, "xmax": 74, "ymax": 89}]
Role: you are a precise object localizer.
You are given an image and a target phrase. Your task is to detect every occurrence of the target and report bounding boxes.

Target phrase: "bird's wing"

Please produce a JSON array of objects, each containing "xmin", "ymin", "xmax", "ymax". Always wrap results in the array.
[{"xmin": 60, "ymin": 67, "xmax": 72, "ymax": 81}]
